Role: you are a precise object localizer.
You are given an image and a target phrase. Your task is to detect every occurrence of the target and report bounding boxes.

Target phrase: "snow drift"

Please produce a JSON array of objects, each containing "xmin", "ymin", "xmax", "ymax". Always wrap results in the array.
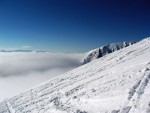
[{"xmin": 0, "ymin": 38, "xmax": 150, "ymax": 113}]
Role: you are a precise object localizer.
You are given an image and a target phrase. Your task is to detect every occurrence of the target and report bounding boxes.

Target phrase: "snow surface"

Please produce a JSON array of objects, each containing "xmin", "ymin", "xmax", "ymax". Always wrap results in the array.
[
  {"xmin": 0, "ymin": 38, "xmax": 150, "ymax": 113},
  {"xmin": 82, "ymin": 42, "xmax": 133, "ymax": 64}
]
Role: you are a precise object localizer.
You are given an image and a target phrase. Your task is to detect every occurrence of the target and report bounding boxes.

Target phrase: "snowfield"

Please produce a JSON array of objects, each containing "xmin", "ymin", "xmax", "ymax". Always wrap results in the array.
[{"xmin": 0, "ymin": 38, "xmax": 150, "ymax": 113}]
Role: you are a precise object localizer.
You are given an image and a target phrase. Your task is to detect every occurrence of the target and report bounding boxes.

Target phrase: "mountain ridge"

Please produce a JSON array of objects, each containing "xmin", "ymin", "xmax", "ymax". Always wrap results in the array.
[{"xmin": 82, "ymin": 41, "xmax": 134, "ymax": 64}]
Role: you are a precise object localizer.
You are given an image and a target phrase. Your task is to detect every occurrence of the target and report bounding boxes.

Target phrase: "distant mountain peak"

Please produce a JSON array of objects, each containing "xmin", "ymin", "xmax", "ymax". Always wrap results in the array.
[
  {"xmin": 0, "ymin": 49, "xmax": 47, "ymax": 53},
  {"xmin": 82, "ymin": 41, "xmax": 134, "ymax": 64}
]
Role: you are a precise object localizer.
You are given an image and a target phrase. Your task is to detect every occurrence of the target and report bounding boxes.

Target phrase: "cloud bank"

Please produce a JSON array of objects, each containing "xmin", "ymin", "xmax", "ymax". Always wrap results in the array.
[{"xmin": 0, "ymin": 52, "xmax": 84, "ymax": 101}]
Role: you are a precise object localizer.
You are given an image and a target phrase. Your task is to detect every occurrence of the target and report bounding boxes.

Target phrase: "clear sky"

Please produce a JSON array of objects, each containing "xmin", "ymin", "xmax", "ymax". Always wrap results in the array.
[{"xmin": 0, "ymin": 0, "xmax": 150, "ymax": 52}]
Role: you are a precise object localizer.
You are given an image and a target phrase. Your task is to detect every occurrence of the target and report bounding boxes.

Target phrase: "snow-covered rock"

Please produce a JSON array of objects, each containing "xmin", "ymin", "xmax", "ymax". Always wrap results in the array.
[
  {"xmin": 0, "ymin": 38, "xmax": 150, "ymax": 113},
  {"xmin": 82, "ymin": 42, "xmax": 133, "ymax": 64}
]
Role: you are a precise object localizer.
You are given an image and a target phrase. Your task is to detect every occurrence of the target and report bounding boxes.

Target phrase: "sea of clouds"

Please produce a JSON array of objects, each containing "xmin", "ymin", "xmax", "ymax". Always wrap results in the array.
[{"xmin": 0, "ymin": 52, "xmax": 84, "ymax": 101}]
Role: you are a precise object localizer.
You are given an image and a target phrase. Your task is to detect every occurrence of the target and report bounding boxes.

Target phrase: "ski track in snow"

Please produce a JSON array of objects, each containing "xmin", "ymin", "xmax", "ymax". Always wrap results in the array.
[{"xmin": 0, "ymin": 38, "xmax": 150, "ymax": 113}]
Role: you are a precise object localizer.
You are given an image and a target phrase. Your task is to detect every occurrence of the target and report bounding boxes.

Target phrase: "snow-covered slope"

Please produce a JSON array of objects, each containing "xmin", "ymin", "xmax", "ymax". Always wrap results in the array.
[
  {"xmin": 82, "ymin": 42, "xmax": 133, "ymax": 64},
  {"xmin": 0, "ymin": 38, "xmax": 150, "ymax": 113}
]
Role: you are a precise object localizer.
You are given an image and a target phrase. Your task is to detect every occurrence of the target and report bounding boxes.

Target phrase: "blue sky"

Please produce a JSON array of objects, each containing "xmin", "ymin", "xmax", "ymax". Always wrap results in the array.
[{"xmin": 0, "ymin": 0, "xmax": 150, "ymax": 52}]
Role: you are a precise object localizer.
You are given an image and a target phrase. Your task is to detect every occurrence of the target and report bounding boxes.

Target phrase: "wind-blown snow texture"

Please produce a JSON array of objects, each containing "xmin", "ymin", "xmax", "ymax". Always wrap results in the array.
[
  {"xmin": 82, "ymin": 42, "xmax": 133, "ymax": 64},
  {"xmin": 0, "ymin": 38, "xmax": 150, "ymax": 113}
]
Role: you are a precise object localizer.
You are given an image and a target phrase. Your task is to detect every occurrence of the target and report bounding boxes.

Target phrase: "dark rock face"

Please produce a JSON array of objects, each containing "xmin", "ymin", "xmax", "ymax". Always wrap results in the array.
[{"xmin": 82, "ymin": 42, "xmax": 134, "ymax": 64}]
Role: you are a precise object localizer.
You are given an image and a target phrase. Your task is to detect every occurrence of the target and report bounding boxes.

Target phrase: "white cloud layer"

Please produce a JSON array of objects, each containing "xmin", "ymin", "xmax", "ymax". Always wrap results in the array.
[
  {"xmin": 21, "ymin": 45, "xmax": 32, "ymax": 49},
  {"xmin": 0, "ymin": 52, "xmax": 84, "ymax": 101}
]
